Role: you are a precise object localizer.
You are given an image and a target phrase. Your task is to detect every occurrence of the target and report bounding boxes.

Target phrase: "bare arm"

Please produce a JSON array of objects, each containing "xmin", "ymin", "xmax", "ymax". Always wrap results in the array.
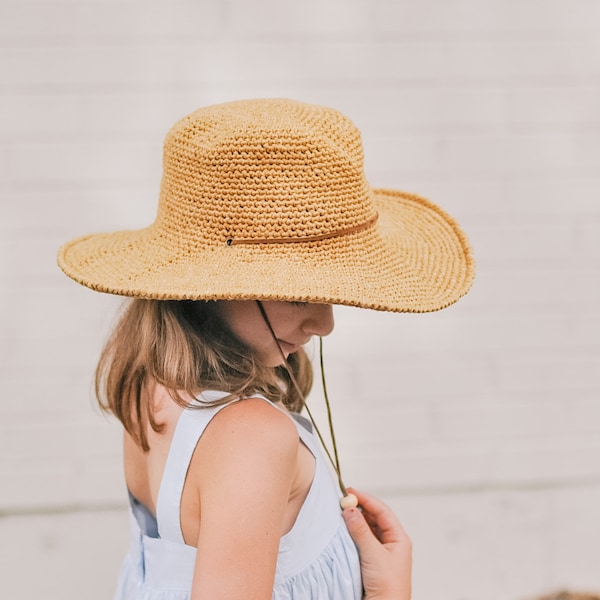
[
  {"xmin": 190, "ymin": 399, "xmax": 298, "ymax": 600},
  {"xmin": 343, "ymin": 488, "xmax": 412, "ymax": 600}
]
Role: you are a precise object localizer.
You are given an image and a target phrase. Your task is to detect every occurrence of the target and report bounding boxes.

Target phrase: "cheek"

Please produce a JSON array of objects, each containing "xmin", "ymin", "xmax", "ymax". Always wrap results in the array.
[
  {"xmin": 235, "ymin": 311, "xmax": 277, "ymax": 353},
  {"xmin": 214, "ymin": 302, "xmax": 263, "ymax": 346},
  {"xmin": 234, "ymin": 318, "xmax": 270, "ymax": 349},
  {"xmin": 214, "ymin": 301, "xmax": 295, "ymax": 364}
]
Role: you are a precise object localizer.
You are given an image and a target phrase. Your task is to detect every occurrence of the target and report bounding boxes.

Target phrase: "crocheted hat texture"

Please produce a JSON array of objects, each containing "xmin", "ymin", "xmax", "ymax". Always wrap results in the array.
[{"xmin": 58, "ymin": 98, "xmax": 475, "ymax": 312}]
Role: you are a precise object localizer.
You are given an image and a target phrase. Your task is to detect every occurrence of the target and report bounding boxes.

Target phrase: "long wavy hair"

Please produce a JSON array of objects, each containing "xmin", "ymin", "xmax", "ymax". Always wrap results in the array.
[{"xmin": 95, "ymin": 299, "xmax": 313, "ymax": 451}]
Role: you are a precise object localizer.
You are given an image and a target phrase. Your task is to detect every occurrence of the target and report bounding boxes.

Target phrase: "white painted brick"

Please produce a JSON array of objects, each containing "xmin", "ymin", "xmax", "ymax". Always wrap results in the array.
[
  {"xmin": 0, "ymin": 509, "xmax": 129, "ymax": 600},
  {"xmin": 6, "ymin": 140, "xmax": 161, "ymax": 184},
  {"xmin": 329, "ymin": 306, "xmax": 598, "ymax": 356},
  {"xmin": 0, "ymin": 188, "xmax": 158, "ymax": 234},
  {"xmin": 463, "ymin": 266, "xmax": 600, "ymax": 313},
  {"xmin": 0, "ymin": 238, "xmax": 89, "ymax": 287},
  {"xmin": 3, "ymin": 41, "xmax": 600, "ymax": 89},
  {"xmin": 229, "ymin": 0, "xmax": 373, "ymax": 36},
  {"xmin": 4, "ymin": 0, "xmax": 595, "ymax": 44},
  {"xmin": 391, "ymin": 486, "xmax": 600, "ymax": 599},
  {"xmin": 0, "ymin": 420, "xmax": 124, "ymax": 510},
  {"xmin": 563, "ymin": 396, "xmax": 600, "ymax": 434},
  {"xmin": 0, "ymin": 93, "xmax": 191, "ymax": 137},
  {"xmin": 5, "ymin": 86, "xmax": 598, "ymax": 140},
  {"xmin": 342, "ymin": 438, "xmax": 600, "ymax": 490},
  {"xmin": 507, "ymin": 86, "xmax": 600, "ymax": 128},
  {"xmin": 1, "ymin": 1, "xmax": 600, "ymax": 598},
  {"xmin": 0, "ymin": 1, "xmax": 225, "ymax": 39},
  {"xmin": 328, "ymin": 356, "xmax": 496, "ymax": 402},
  {"xmin": 467, "ymin": 220, "xmax": 600, "ymax": 261},
  {"xmin": 435, "ymin": 401, "xmax": 567, "ymax": 439},
  {"xmin": 401, "ymin": 180, "xmax": 600, "ymax": 217},
  {"xmin": 1, "ymin": 376, "xmax": 99, "ymax": 417},
  {"xmin": 229, "ymin": 0, "xmax": 600, "ymax": 36},
  {"xmin": 340, "ymin": 405, "xmax": 432, "ymax": 443},
  {"xmin": 2, "ymin": 286, "xmax": 118, "ymax": 341},
  {"xmin": 496, "ymin": 355, "xmax": 600, "ymax": 393},
  {"xmin": 365, "ymin": 132, "xmax": 600, "ymax": 176}
]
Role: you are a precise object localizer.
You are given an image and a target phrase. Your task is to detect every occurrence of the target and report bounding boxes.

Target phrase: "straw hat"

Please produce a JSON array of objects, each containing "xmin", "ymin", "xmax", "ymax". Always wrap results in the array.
[{"xmin": 58, "ymin": 98, "xmax": 474, "ymax": 313}]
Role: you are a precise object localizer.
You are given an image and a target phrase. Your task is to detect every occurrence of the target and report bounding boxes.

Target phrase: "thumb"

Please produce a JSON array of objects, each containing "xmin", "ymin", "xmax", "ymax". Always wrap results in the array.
[{"xmin": 342, "ymin": 507, "xmax": 379, "ymax": 554}]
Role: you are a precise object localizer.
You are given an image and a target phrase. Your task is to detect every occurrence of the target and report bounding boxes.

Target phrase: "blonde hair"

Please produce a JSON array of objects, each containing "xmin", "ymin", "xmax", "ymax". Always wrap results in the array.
[{"xmin": 95, "ymin": 299, "xmax": 313, "ymax": 451}]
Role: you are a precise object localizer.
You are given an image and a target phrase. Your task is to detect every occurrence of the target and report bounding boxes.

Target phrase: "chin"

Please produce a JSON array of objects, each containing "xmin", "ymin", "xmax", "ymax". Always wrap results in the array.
[{"xmin": 264, "ymin": 353, "xmax": 290, "ymax": 368}]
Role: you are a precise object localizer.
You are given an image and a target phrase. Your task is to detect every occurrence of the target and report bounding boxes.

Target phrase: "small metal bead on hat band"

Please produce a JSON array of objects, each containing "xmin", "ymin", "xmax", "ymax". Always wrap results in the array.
[{"xmin": 226, "ymin": 213, "xmax": 378, "ymax": 246}]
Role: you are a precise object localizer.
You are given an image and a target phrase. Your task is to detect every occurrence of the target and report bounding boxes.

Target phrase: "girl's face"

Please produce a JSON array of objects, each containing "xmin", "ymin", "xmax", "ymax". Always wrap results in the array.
[{"xmin": 214, "ymin": 301, "xmax": 335, "ymax": 367}]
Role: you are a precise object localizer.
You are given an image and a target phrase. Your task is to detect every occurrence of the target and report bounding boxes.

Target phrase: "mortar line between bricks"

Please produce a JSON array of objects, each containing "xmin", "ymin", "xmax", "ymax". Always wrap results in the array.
[
  {"xmin": 368, "ymin": 476, "xmax": 600, "ymax": 498},
  {"xmin": 0, "ymin": 502, "xmax": 128, "ymax": 519},
  {"xmin": 3, "ymin": 477, "xmax": 600, "ymax": 518}
]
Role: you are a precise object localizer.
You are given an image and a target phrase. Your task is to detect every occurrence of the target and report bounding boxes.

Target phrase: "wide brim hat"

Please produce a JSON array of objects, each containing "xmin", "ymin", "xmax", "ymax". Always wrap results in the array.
[{"xmin": 58, "ymin": 98, "xmax": 474, "ymax": 313}]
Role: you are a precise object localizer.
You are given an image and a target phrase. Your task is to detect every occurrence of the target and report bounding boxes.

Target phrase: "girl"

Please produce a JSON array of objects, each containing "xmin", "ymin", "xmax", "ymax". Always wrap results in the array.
[{"xmin": 58, "ymin": 98, "xmax": 474, "ymax": 599}]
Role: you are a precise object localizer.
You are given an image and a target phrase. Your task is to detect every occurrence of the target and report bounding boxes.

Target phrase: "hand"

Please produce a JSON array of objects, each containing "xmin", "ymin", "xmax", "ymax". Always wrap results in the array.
[{"xmin": 342, "ymin": 488, "xmax": 412, "ymax": 600}]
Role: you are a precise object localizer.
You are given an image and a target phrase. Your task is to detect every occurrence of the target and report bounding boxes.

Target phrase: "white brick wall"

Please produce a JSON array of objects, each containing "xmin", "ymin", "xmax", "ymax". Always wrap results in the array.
[{"xmin": 1, "ymin": 1, "xmax": 599, "ymax": 598}]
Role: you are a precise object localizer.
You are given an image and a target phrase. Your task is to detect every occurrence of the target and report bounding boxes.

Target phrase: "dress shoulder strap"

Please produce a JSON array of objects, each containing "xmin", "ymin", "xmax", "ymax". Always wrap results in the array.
[
  {"xmin": 155, "ymin": 391, "xmax": 302, "ymax": 544},
  {"xmin": 155, "ymin": 391, "xmax": 237, "ymax": 543}
]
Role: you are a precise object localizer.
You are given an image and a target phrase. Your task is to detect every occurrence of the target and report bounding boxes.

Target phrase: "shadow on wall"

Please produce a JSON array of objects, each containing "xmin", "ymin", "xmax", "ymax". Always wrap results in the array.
[{"xmin": 533, "ymin": 592, "xmax": 600, "ymax": 600}]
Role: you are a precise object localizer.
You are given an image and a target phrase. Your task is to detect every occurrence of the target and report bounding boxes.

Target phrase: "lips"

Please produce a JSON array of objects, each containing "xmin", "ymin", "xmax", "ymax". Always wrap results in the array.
[{"xmin": 277, "ymin": 339, "xmax": 306, "ymax": 354}]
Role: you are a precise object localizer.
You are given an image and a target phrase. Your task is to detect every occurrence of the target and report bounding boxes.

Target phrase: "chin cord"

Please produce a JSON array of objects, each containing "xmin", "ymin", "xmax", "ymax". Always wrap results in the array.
[{"xmin": 256, "ymin": 301, "xmax": 357, "ymax": 508}]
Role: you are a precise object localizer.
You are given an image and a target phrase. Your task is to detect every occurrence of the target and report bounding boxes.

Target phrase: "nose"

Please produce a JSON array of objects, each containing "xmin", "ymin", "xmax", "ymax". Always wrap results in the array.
[{"xmin": 302, "ymin": 304, "xmax": 335, "ymax": 338}]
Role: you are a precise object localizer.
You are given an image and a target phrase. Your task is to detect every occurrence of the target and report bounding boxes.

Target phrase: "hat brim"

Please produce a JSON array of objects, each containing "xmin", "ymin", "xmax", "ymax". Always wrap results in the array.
[{"xmin": 57, "ymin": 189, "xmax": 474, "ymax": 313}]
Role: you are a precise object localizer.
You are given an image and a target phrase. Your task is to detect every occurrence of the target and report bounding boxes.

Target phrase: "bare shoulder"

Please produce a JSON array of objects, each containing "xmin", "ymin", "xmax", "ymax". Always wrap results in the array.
[
  {"xmin": 181, "ymin": 397, "xmax": 301, "ymax": 547},
  {"xmin": 202, "ymin": 397, "xmax": 299, "ymax": 455},
  {"xmin": 191, "ymin": 397, "xmax": 300, "ymax": 501},
  {"xmin": 190, "ymin": 397, "xmax": 300, "ymax": 522},
  {"xmin": 188, "ymin": 398, "xmax": 301, "ymax": 596}
]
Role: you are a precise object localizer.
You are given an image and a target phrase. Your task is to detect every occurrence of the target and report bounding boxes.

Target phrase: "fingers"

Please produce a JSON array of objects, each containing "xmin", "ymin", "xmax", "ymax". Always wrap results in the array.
[
  {"xmin": 346, "ymin": 487, "xmax": 411, "ymax": 546},
  {"xmin": 342, "ymin": 505, "xmax": 381, "ymax": 554},
  {"xmin": 343, "ymin": 488, "xmax": 413, "ymax": 600},
  {"xmin": 347, "ymin": 487, "xmax": 392, "ymax": 518}
]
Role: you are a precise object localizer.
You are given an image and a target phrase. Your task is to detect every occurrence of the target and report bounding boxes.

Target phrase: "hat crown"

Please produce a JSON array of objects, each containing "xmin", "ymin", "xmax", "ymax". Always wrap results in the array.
[{"xmin": 156, "ymin": 98, "xmax": 376, "ymax": 246}]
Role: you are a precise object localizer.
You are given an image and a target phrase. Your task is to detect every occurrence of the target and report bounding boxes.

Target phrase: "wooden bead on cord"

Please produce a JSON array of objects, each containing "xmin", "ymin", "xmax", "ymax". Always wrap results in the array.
[{"xmin": 339, "ymin": 493, "xmax": 358, "ymax": 510}]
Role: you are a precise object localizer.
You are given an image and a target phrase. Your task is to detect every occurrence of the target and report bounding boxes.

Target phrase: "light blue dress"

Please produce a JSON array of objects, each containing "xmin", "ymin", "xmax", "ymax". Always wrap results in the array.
[{"xmin": 114, "ymin": 391, "xmax": 362, "ymax": 599}]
